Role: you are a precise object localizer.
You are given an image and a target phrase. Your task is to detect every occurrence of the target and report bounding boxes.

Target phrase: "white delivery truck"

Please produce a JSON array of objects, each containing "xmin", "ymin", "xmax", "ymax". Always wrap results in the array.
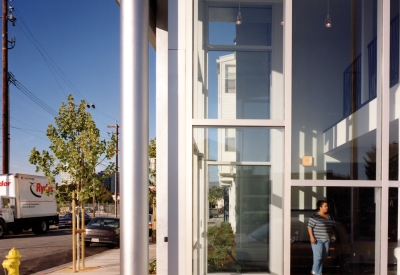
[{"xmin": 0, "ymin": 173, "xmax": 59, "ymax": 238}]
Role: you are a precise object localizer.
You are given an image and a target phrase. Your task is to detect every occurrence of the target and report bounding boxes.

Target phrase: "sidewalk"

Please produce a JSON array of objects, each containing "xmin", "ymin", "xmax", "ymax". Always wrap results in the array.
[{"xmin": 32, "ymin": 243, "xmax": 156, "ymax": 275}]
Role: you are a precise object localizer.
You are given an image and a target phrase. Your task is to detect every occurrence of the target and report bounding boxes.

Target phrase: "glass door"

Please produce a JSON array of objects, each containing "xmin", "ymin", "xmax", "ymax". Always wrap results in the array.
[
  {"xmin": 192, "ymin": 126, "xmax": 284, "ymax": 274},
  {"xmin": 205, "ymin": 164, "xmax": 270, "ymax": 273}
]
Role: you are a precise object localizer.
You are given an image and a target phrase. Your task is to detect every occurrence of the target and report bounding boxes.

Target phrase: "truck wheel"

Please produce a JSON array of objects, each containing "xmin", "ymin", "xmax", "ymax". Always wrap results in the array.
[
  {"xmin": 33, "ymin": 220, "xmax": 49, "ymax": 234},
  {"xmin": 340, "ymin": 256, "xmax": 352, "ymax": 274},
  {"xmin": 0, "ymin": 220, "xmax": 5, "ymax": 239}
]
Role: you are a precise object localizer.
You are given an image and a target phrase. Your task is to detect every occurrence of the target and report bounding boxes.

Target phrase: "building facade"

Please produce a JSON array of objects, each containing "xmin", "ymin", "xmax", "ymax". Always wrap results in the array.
[
  {"xmin": 147, "ymin": 0, "xmax": 400, "ymax": 274},
  {"xmin": 99, "ymin": 171, "xmax": 120, "ymax": 194},
  {"xmin": 60, "ymin": 171, "xmax": 74, "ymax": 185}
]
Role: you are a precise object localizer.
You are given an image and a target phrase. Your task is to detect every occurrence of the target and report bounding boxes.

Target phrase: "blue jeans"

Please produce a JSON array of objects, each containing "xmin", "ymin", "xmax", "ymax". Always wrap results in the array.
[{"xmin": 311, "ymin": 240, "xmax": 329, "ymax": 275}]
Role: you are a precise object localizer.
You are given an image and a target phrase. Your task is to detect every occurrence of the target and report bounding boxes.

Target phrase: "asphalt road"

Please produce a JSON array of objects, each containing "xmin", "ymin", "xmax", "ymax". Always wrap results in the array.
[{"xmin": 0, "ymin": 226, "xmax": 112, "ymax": 275}]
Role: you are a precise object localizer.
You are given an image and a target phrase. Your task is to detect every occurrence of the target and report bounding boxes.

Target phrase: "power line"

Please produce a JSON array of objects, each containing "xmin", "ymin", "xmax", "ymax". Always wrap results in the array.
[
  {"xmin": 9, "ymin": 73, "xmax": 59, "ymax": 117},
  {"xmin": 13, "ymin": 15, "xmax": 68, "ymax": 97},
  {"xmin": 94, "ymin": 109, "xmax": 118, "ymax": 121},
  {"xmin": 11, "ymin": 126, "xmax": 48, "ymax": 141},
  {"xmin": 10, "ymin": 125, "xmax": 45, "ymax": 133},
  {"xmin": 13, "ymin": 8, "xmax": 119, "ymax": 124},
  {"xmin": 11, "ymin": 116, "xmax": 46, "ymax": 132},
  {"xmin": 14, "ymin": 9, "xmax": 76, "ymax": 98}
]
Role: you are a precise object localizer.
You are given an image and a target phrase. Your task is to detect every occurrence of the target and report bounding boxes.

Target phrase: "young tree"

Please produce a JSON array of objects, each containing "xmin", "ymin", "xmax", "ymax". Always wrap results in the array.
[
  {"xmin": 29, "ymin": 94, "xmax": 116, "ymax": 202},
  {"xmin": 29, "ymin": 94, "xmax": 116, "ymax": 270},
  {"xmin": 148, "ymin": 138, "xmax": 157, "ymax": 242},
  {"xmin": 208, "ymin": 186, "xmax": 224, "ymax": 207},
  {"xmin": 149, "ymin": 138, "xmax": 156, "ymax": 185}
]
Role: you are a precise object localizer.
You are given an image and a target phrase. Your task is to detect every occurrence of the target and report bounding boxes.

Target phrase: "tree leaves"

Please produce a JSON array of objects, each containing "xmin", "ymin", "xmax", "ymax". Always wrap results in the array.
[{"xmin": 29, "ymin": 94, "xmax": 116, "ymax": 203}]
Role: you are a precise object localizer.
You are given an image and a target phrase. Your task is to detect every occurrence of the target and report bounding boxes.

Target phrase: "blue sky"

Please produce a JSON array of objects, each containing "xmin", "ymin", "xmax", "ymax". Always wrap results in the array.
[{"xmin": 5, "ymin": 1, "xmax": 156, "ymax": 177}]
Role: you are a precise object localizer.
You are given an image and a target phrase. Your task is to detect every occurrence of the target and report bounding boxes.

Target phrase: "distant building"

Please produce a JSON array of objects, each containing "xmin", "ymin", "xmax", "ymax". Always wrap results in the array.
[
  {"xmin": 98, "ymin": 171, "xmax": 120, "ymax": 194},
  {"xmin": 60, "ymin": 171, "xmax": 74, "ymax": 185}
]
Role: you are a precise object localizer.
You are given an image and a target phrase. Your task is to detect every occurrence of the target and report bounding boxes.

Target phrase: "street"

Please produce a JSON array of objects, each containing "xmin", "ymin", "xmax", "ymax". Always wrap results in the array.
[{"xmin": 0, "ymin": 226, "xmax": 112, "ymax": 275}]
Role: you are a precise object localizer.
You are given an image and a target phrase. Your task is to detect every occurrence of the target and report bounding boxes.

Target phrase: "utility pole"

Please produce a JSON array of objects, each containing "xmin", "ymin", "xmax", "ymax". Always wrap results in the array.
[
  {"xmin": 2, "ymin": 0, "xmax": 15, "ymax": 174},
  {"xmin": 2, "ymin": 0, "xmax": 9, "ymax": 174},
  {"xmin": 108, "ymin": 121, "xmax": 119, "ymax": 217}
]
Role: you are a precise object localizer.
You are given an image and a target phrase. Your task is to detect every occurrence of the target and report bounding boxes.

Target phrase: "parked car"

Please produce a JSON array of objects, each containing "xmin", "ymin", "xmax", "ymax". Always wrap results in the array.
[
  {"xmin": 58, "ymin": 212, "xmax": 91, "ymax": 228},
  {"xmin": 84, "ymin": 217, "xmax": 120, "ymax": 247},
  {"xmin": 209, "ymin": 208, "xmax": 218, "ymax": 218},
  {"xmin": 232, "ymin": 217, "xmax": 352, "ymax": 274},
  {"xmin": 236, "ymin": 222, "xmax": 269, "ymax": 271},
  {"xmin": 290, "ymin": 217, "xmax": 352, "ymax": 274},
  {"xmin": 149, "ymin": 214, "xmax": 153, "ymax": 237}
]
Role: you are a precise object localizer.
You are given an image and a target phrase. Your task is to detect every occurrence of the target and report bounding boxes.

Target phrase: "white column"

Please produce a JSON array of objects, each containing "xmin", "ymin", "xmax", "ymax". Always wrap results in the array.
[
  {"xmin": 168, "ymin": 0, "xmax": 186, "ymax": 273},
  {"xmin": 283, "ymin": 0, "xmax": 293, "ymax": 274},
  {"xmin": 156, "ymin": 0, "xmax": 169, "ymax": 273},
  {"xmin": 120, "ymin": 0, "xmax": 149, "ymax": 274}
]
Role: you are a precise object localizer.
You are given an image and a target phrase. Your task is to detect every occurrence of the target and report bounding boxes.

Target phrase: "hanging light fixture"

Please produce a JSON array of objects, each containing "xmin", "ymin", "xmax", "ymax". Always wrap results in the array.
[
  {"xmin": 236, "ymin": 2, "xmax": 242, "ymax": 25},
  {"xmin": 325, "ymin": 0, "xmax": 332, "ymax": 28}
]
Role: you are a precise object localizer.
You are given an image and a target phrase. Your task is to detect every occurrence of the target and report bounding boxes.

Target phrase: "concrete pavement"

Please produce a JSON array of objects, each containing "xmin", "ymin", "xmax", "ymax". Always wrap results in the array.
[{"xmin": 31, "ymin": 242, "xmax": 156, "ymax": 275}]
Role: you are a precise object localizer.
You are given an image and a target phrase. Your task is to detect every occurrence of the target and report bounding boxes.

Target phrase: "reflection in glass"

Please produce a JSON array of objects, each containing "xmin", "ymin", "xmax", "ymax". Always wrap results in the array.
[
  {"xmin": 389, "ymin": 0, "xmax": 400, "ymax": 180},
  {"xmin": 208, "ymin": 51, "xmax": 272, "ymax": 119},
  {"xmin": 388, "ymin": 188, "xmax": 399, "ymax": 273},
  {"xmin": 208, "ymin": 6, "xmax": 272, "ymax": 46},
  {"xmin": 292, "ymin": 0, "xmax": 378, "ymax": 180},
  {"xmin": 291, "ymin": 187, "xmax": 378, "ymax": 274},
  {"xmin": 193, "ymin": 127, "xmax": 284, "ymax": 274},
  {"xmin": 193, "ymin": 2, "xmax": 284, "ymax": 120},
  {"xmin": 208, "ymin": 165, "xmax": 270, "ymax": 273}
]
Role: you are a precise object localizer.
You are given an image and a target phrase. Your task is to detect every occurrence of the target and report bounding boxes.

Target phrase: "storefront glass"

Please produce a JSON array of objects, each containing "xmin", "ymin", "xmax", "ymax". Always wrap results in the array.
[
  {"xmin": 291, "ymin": 186, "xmax": 380, "ymax": 275},
  {"xmin": 388, "ymin": 188, "xmax": 399, "ymax": 273},
  {"xmin": 389, "ymin": 0, "xmax": 400, "ymax": 180},
  {"xmin": 291, "ymin": 0, "xmax": 378, "ymax": 180},
  {"xmin": 193, "ymin": 1, "xmax": 284, "ymax": 120},
  {"xmin": 192, "ymin": 127, "xmax": 284, "ymax": 274}
]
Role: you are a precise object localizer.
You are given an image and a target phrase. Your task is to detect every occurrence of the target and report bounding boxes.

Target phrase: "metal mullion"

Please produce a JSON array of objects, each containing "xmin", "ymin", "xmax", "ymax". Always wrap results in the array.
[
  {"xmin": 291, "ymin": 180, "xmax": 383, "ymax": 188},
  {"xmin": 192, "ymin": 119, "xmax": 285, "ymax": 127},
  {"xmin": 208, "ymin": 45, "xmax": 273, "ymax": 52},
  {"xmin": 388, "ymin": 182, "xmax": 400, "ymax": 187},
  {"xmin": 206, "ymin": 0, "xmax": 281, "ymax": 2},
  {"xmin": 283, "ymin": 0, "xmax": 292, "ymax": 273},
  {"xmin": 205, "ymin": 161, "xmax": 272, "ymax": 165},
  {"xmin": 379, "ymin": 0, "xmax": 391, "ymax": 273}
]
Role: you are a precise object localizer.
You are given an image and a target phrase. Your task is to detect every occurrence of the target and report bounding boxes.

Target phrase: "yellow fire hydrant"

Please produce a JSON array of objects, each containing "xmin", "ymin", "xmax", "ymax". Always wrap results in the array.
[{"xmin": 2, "ymin": 247, "xmax": 21, "ymax": 275}]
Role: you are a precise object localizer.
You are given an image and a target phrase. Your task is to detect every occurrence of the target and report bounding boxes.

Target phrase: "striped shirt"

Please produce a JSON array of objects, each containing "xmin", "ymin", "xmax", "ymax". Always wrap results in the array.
[{"xmin": 307, "ymin": 212, "xmax": 334, "ymax": 242}]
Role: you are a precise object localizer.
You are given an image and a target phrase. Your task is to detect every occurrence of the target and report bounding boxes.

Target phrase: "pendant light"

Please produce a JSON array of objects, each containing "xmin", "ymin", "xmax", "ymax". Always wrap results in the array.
[
  {"xmin": 236, "ymin": 2, "xmax": 242, "ymax": 25},
  {"xmin": 325, "ymin": 0, "xmax": 332, "ymax": 28}
]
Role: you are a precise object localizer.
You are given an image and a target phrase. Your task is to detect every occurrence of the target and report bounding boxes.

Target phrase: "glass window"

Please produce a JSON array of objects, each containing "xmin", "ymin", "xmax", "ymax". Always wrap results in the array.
[
  {"xmin": 225, "ymin": 128, "xmax": 236, "ymax": 151},
  {"xmin": 291, "ymin": 186, "xmax": 380, "ymax": 274},
  {"xmin": 208, "ymin": 6, "xmax": 272, "ymax": 46},
  {"xmin": 292, "ymin": 0, "xmax": 378, "ymax": 180},
  {"xmin": 389, "ymin": 0, "xmax": 399, "ymax": 180},
  {"xmin": 193, "ymin": 2, "xmax": 284, "ymax": 120},
  {"xmin": 193, "ymin": 127, "xmax": 284, "ymax": 274},
  {"xmin": 225, "ymin": 65, "xmax": 236, "ymax": 94},
  {"xmin": 388, "ymin": 188, "xmax": 399, "ymax": 272}
]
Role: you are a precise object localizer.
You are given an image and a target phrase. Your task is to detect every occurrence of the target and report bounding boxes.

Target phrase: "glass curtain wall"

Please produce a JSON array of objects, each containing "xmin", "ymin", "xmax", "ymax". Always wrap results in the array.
[
  {"xmin": 192, "ymin": 0, "xmax": 284, "ymax": 273},
  {"xmin": 290, "ymin": 0, "xmax": 384, "ymax": 274},
  {"xmin": 389, "ymin": 0, "xmax": 400, "ymax": 180},
  {"xmin": 193, "ymin": 127, "xmax": 284, "ymax": 274},
  {"xmin": 193, "ymin": 2, "xmax": 284, "ymax": 120},
  {"xmin": 291, "ymin": 186, "xmax": 379, "ymax": 275},
  {"xmin": 388, "ymin": 0, "xmax": 400, "ymax": 273},
  {"xmin": 291, "ymin": 0, "xmax": 378, "ymax": 180}
]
